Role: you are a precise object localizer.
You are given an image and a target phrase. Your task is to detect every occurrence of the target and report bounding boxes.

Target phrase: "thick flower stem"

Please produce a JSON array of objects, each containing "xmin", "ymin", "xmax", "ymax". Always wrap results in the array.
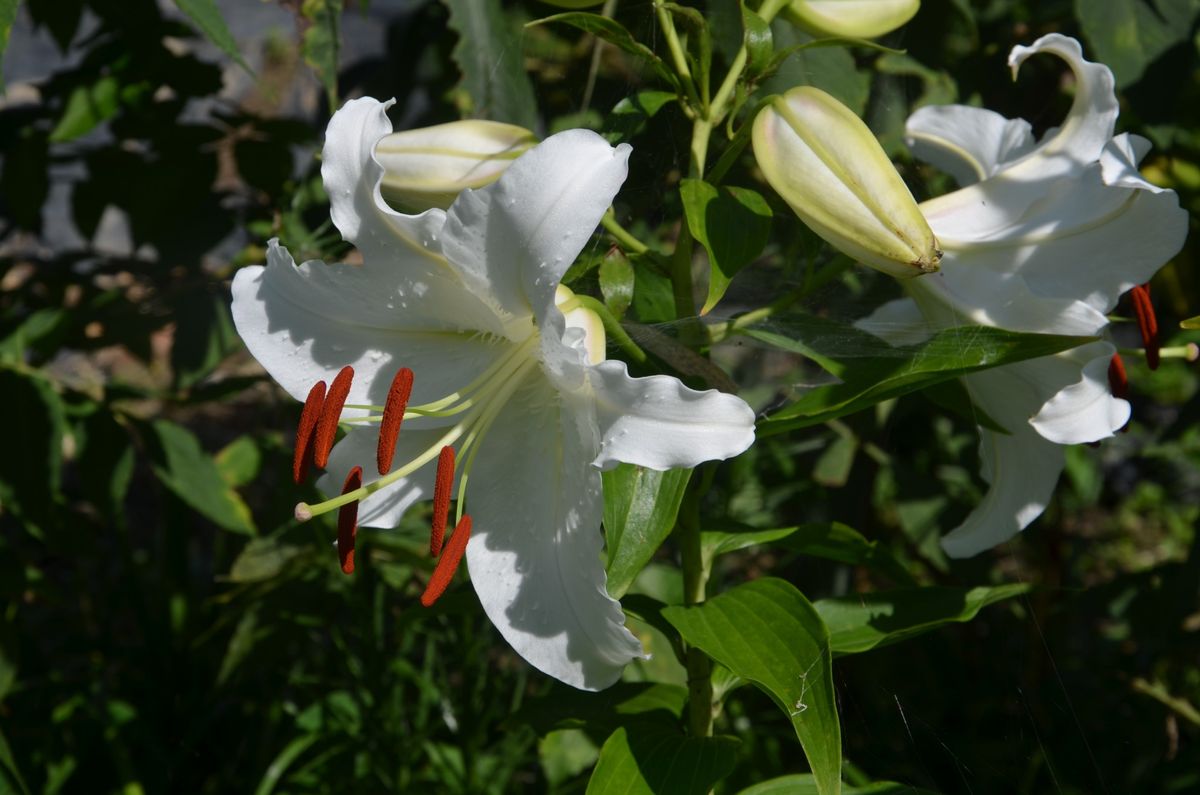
[{"xmin": 678, "ymin": 490, "xmax": 714, "ymax": 737}]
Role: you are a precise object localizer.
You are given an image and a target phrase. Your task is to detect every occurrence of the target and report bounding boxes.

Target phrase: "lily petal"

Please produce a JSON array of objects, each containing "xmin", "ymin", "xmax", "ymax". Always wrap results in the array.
[
  {"xmin": 855, "ymin": 296, "xmax": 935, "ymax": 347},
  {"xmin": 1029, "ymin": 343, "xmax": 1129, "ymax": 444},
  {"xmin": 917, "ymin": 35, "xmax": 1118, "ymax": 240},
  {"xmin": 939, "ymin": 364, "xmax": 1068, "ymax": 556},
  {"xmin": 464, "ymin": 373, "xmax": 645, "ymax": 690},
  {"xmin": 322, "ymin": 99, "xmax": 509, "ymax": 327},
  {"xmin": 231, "ymin": 241, "xmax": 511, "ymax": 410},
  {"xmin": 910, "ymin": 257, "xmax": 1108, "ymax": 337},
  {"xmin": 906, "ymin": 105, "xmax": 1035, "ymax": 186},
  {"xmin": 440, "ymin": 129, "xmax": 631, "ymax": 325},
  {"xmin": 939, "ymin": 418, "xmax": 1065, "ymax": 558},
  {"xmin": 588, "ymin": 360, "xmax": 756, "ymax": 471},
  {"xmin": 1008, "ymin": 34, "xmax": 1118, "ymax": 166},
  {"xmin": 317, "ymin": 425, "xmax": 446, "ymax": 528}
]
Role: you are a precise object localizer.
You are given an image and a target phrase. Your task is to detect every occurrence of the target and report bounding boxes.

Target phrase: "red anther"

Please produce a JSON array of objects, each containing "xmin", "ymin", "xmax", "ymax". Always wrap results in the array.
[
  {"xmin": 377, "ymin": 367, "xmax": 414, "ymax": 475},
  {"xmin": 337, "ymin": 466, "xmax": 363, "ymax": 575},
  {"xmin": 421, "ymin": 515, "xmax": 472, "ymax": 607},
  {"xmin": 1130, "ymin": 284, "xmax": 1160, "ymax": 370},
  {"xmin": 293, "ymin": 380, "xmax": 327, "ymax": 484},
  {"xmin": 1108, "ymin": 353, "xmax": 1128, "ymax": 400},
  {"xmin": 430, "ymin": 446, "xmax": 455, "ymax": 557},
  {"xmin": 313, "ymin": 366, "xmax": 354, "ymax": 469}
]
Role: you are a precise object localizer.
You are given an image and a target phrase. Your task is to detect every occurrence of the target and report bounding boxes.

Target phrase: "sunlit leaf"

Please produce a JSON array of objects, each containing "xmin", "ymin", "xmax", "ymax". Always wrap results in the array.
[
  {"xmin": 748, "ymin": 318, "xmax": 1094, "ymax": 435},
  {"xmin": 604, "ymin": 464, "xmax": 692, "ymax": 599},
  {"xmin": 174, "ymin": 0, "xmax": 252, "ymax": 73},
  {"xmin": 663, "ymin": 579, "xmax": 841, "ymax": 794},
  {"xmin": 528, "ymin": 12, "xmax": 677, "ymax": 88},
  {"xmin": 586, "ymin": 724, "xmax": 738, "ymax": 795},
  {"xmin": 148, "ymin": 420, "xmax": 256, "ymax": 535},
  {"xmin": 1075, "ymin": 0, "xmax": 1200, "ymax": 87},
  {"xmin": 815, "ymin": 584, "xmax": 1031, "ymax": 655},
  {"xmin": 444, "ymin": 0, "xmax": 538, "ymax": 127},
  {"xmin": 679, "ymin": 179, "xmax": 772, "ymax": 315},
  {"xmin": 603, "ymin": 90, "xmax": 676, "ymax": 143},
  {"xmin": 739, "ymin": 774, "xmax": 941, "ymax": 794}
]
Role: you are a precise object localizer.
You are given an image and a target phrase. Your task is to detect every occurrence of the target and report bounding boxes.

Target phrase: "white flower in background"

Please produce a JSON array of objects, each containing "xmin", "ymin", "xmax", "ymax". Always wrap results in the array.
[
  {"xmin": 857, "ymin": 34, "xmax": 1187, "ymax": 557},
  {"xmin": 375, "ymin": 119, "xmax": 537, "ymax": 211},
  {"xmin": 230, "ymin": 98, "xmax": 756, "ymax": 690}
]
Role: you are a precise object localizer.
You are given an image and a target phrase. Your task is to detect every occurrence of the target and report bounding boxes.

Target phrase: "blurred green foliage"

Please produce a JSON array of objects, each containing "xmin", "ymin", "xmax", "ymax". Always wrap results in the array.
[{"xmin": 1, "ymin": 0, "xmax": 1197, "ymax": 792}]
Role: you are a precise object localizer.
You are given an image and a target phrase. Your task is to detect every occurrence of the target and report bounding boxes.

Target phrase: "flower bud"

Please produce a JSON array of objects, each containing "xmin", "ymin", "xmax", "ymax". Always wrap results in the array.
[
  {"xmin": 753, "ymin": 86, "xmax": 940, "ymax": 279},
  {"xmin": 375, "ymin": 120, "xmax": 538, "ymax": 211},
  {"xmin": 785, "ymin": 0, "xmax": 920, "ymax": 39},
  {"xmin": 555, "ymin": 284, "xmax": 606, "ymax": 365}
]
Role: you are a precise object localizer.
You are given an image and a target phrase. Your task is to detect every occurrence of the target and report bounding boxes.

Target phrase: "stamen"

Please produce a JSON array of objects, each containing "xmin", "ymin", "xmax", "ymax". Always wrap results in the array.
[
  {"xmin": 1130, "ymin": 284, "xmax": 1160, "ymax": 370},
  {"xmin": 293, "ymin": 381, "xmax": 327, "ymax": 483},
  {"xmin": 431, "ymin": 446, "xmax": 455, "ymax": 556},
  {"xmin": 314, "ymin": 365, "xmax": 354, "ymax": 469},
  {"xmin": 421, "ymin": 515, "xmax": 472, "ymax": 607},
  {"xmin": 1108, "ymin": 353, "xmax": 1128, "ymax": 400},
  {"xmin": 338, "ymin": 466, "xmax": 362, "ymax": 575},
  {"xmin": 377, "ymin": 367, "xmax": 415, "ymax": 475}
]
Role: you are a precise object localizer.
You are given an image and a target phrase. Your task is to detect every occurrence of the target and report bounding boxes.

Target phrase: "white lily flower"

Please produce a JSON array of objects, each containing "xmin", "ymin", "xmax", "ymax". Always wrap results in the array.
[
  {"xmin": 857, "ymin": 34, "xmax": 1187, "ymax": 557},
  {"xmin": 230, "ymin": 97, "xmax": 756, "ymax": 690}
]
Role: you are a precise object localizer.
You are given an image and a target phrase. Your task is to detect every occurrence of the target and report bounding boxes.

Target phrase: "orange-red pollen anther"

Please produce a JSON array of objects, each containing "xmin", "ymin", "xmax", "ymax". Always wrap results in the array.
[
  {"xmin": 421, "ymin": 515, "xmax": 472, "ymax": 607},
  {"xmin": 377, "ymin": 367, "xmax": 415, "ymax": 475},
  {"xmin": 1130, "ymin": 284, "xmax": 1160, "ymax": 370},
  {"xmin": 293, "ymin": 381, "xmax": 327, "ymax": 483},
  {"xmin": 337, "ymin": 466, "xmax": 363, "ymax": 575},
  {"xmin": 313, "ymin": 366, "xmax": 354, "ymax": 469},
  {"xmin": 1108, "ymin": 353, "xmax": 1128, "ymax": 400},
  {"xmin": 430, "ymin": 446, "xmax": 455, "ymax": 557}
]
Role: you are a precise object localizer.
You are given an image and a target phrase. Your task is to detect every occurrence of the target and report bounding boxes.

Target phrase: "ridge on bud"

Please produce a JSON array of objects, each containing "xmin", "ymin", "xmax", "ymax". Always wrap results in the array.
[
  {"xmin": 752, "ymin": 86, "xmax": 941, "ymax": 279},
  {"xmin": 375, "ymin": 120, "xmax": 538, "ymax": 211},
  {"xmin": 784, "ymin": 0, "xmax": 920, "ymax": 40}
]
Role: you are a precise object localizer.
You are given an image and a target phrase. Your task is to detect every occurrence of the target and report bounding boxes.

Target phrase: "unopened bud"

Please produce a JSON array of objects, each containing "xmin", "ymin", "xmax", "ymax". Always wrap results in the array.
[
  {"xmin": 376, "ymin": 120, "xmax": 538, "ymax": 211},
  {"xmin": 555, "ymin": 285, "xmax": 606, "ymax": 365},
  {"xmin": 785, "ymin": 0, "xmax": 920, "ymax": 39},
  {"xmin": 753, "ymin": 86, "xmax": 940, "ymax": 279}
]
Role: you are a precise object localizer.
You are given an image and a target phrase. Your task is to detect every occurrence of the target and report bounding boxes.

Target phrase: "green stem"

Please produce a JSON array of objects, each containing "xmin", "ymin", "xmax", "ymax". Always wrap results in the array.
[
  {"xmin": 655, "ymin": 1, "xmax": 703, "ymax": 112},
  {"xmin": 678, "ymin": 490, "xmax": 713, "ymax": 737},
  {"xmin": 706, "ymin": 284, "xmax": 808, "ymax": 343},
  {"xmin": 708, "ymin": 0, "xmax": 789, "ymax": 123},
  {"xmin": 601, "ymin": 208, "xmax": 649, "ymax": 254}
]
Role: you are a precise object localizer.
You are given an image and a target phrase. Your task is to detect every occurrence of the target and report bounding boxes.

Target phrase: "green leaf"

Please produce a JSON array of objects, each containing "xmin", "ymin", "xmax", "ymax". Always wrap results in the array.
[
  {"xmin": 701, "ymin": 522, "xmax": 914, "ymax": 585},
  {"xmin": 921, "ymin": 378, "xmax": 1009, "ymax": 434},
  {"xmin": 763, "ymin": 25, "xmax": 869, "ymax": 114},
  {"xmin": 0, "ymin": 0, "xmax": 19, "ymax": 86},
  {"xmin": 813, "ymin": 432, "xmax": 856, "ymax": 487},
  {"xmin": 662, "ymin": 579, "xmax": 841, "ymax": 794},
  {"xmin": 301, "ymin": 0, "xmax": 341, "ymax": 108},
  {"xmin": 602, "ymin": 90, "xmax": 677, "ymax": 143},
  {"xmin": 445, "ymin": 0, "xmax": 538, "ymax": 127},
  {"xmin": 815, "ymin": 584, "xmax": 1031, "ymax": 655},
  {"xmin": 216, "ymin": 436, "xmax": 262, "ymax": 488},
  {"xmin": 599, "ymin": 248, "xmax": 635, "ymax": 318},
  {"xmin": 1075, "ymin": 0, "xmax": 1200, "ymax": 88},
  {"xmin": 739, "ymin": 774, "xmax": 941, "ymax": 795},
  {"xmin": 226, "ymin": 538, "xmax": 303, "ymax": 582},
  {"xmin": 149, "ymin": 420, "xmax": 256, "ymax": 535},
  {"xmin": 586, "ymin": 725, "xmax": 739, "ymax": 795},
  {"xmin": 49, "ymin": 77, "xmax": 121, "ymax": 142},
  {"xmin": 679, "ymin": 179, "xmax": 773, "ymax": 315},
  {"xmin": 529, "ymin": 13, "xmax": 677, "ymax": 88},
  {"xmin": 749, "ymin": 318, "xmax": 1096, "ymax": 435},
  {"xmin": 174, "ymin": 0, "xmax": 252, "ymax": 73},
  {"xmin": 0, "ymin": 368, "xmax": 66, "ymax": 531},
  {"xmin": 603, "ymin": 464, "xmax": 692, "ymax": 599},
  {"xmin": 513, "ymin": 681, "xmax": 686, "ymax": 737}
]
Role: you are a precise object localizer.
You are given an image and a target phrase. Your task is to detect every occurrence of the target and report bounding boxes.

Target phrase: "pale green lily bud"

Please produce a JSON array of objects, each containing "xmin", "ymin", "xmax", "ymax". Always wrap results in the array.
[
  {"xmin": 753, "ymin": 86, "xmax": 941, "ymax": 279},
  {"xmin": 555, "ymin": 284, "xmax": 606, "ymax": 365},
  {"xmin": 375, "ymin": 120, "xmax": 538, "ymax": 211},
  {"xmin": 786, "ymin": 0, "xmax": 920, "ymax": 39}
]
